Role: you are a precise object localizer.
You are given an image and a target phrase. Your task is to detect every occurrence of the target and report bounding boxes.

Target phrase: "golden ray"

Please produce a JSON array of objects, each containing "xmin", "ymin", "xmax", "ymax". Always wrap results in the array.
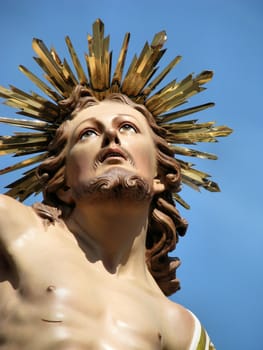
[
  {"xmin": 159, "ymin": 102, "xmax": 215, "ymax": 123},
  {"xmin": 142, "ymin": 55, "xmax": 182, "ymax": 98},
  {"xmin": 32, "ymin": 38, "xmax": 70, "ymax": 95},
  {"xmin": 5, "ymin": 169, "xmax": 41, "ymax": 201},
  {"xmin": 0, "ymin": 153, "xmax": 47, "ymax": 175},
  {"xmin": 19, "ymin": 65, "xmax": 61, "ymax": 102},
  {"xmin": 65, "ymin": 36, "xmax": 88, "ymax": 85},
  {"xmin": 111, "ymin": 33, "xmax": 130, "ymax": 92},
  {"xmin": 0, "ymin": 116, "xmax": 51, "ymax": 131},
  {"xmin": 171, "ymin": 146, "xmax": 217, "ymax": 160}
]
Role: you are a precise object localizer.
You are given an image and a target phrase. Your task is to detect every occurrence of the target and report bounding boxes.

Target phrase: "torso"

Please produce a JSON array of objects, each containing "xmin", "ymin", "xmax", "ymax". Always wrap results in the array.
[{"xmin": 0, "ymin": 207, "xmax": 165, "ymax": 350}]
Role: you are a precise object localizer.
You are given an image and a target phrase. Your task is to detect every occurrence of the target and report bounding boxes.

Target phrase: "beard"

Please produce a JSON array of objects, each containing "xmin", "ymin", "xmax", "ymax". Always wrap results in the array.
[{"xmin": 71, "ymin": 168, "xmax": 153, "ymax": 203}]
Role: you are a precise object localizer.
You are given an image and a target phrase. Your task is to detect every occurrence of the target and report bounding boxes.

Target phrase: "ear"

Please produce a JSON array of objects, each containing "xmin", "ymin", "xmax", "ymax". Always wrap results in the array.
[
  {"xmin": 152, "ymin": 177, "xmax": 165, "ymax": 194},
  {"xmin": 56, "ymin": 185, "xmax": 74, "ymax": 205}
]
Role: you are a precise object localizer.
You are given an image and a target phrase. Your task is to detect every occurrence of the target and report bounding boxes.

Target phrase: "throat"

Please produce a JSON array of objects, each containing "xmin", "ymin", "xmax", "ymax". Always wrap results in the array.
[{"xmin": 65, "ymin": 203, "xmax": 150, "ymax": 277}]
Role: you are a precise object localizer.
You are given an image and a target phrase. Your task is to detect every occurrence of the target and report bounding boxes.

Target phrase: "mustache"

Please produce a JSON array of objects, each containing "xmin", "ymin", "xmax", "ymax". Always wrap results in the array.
[{"xmin": 93, "ymin": 146, "xmax": 135, "ymax": 168}]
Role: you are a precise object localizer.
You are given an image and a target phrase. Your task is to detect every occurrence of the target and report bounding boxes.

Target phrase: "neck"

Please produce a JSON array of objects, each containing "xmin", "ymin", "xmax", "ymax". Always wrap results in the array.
[{"xmin": 65, "ymin": 199, "xmax": 151, "ymax": 278}]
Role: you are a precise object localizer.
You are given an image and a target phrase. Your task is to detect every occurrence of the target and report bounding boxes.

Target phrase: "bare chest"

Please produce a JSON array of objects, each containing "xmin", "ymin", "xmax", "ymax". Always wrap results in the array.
[{"xmin": 0, "ymin": 228, "xmax": 163, "ymax": 350}]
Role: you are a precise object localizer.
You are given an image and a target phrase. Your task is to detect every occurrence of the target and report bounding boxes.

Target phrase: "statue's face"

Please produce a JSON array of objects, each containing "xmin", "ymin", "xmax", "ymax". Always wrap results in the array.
[{"xmin": 64, "ymin": 101, "xmax": 158, "ymax": 199}]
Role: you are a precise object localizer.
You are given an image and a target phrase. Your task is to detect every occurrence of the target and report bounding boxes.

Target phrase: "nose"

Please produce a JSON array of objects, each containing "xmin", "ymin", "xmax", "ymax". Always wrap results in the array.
[{"xmin": 101, "ymin": 127, "xmax": 121, "ymax": 147}]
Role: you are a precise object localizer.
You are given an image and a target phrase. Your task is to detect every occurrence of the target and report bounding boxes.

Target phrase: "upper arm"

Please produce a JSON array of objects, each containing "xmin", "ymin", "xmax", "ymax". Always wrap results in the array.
[
  {"xmin": 0, "ymin": 194, "xmax": 19, "ymax": 234},
  {"xmin": 0, "ymin": 195, "xmax": 23, "ymax": 288},
  {"xmin": 0, "ymin": 194, "xmax": 34, "ymax": 244},
  {"xmin": 161, "ymin": 301, "xmax": 195, "ymax": 350},
  {"xmin": 162, "ymin": 301, "xmax": 215, "ymax": 350},
  {"xmin": 0, "ymin": 195, "xmax": 37, "ymax": 288}
]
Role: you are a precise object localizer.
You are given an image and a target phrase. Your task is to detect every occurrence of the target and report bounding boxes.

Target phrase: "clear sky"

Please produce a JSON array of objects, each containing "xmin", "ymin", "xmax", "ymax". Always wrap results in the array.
[{"xmin": 0, "ymin": 1, "xmax": 262, "ymax": 349}]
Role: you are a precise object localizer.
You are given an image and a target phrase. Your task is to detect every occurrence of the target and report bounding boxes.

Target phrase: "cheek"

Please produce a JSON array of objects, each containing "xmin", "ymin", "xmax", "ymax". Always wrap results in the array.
[
  {"xmin": 132, "ymin": 142, "xmax": 157, "ymax": 178},
  {"xmin": 141, "ymin": 154, "xmax": 157, "ymax": 178},
  {"xmin": 65, "ymin": 148, "xmax": 94, "ymax": 183}
]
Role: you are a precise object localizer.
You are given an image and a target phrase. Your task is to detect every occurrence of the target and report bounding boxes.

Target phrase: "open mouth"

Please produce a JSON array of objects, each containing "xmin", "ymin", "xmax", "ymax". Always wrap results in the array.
[{"xmin": 99, "ymin": 149, "xmax": 127, "ymax": 163}]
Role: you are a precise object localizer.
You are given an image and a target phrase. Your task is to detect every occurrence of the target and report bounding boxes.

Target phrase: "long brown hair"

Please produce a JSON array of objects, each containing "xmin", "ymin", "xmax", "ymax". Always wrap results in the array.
[{"xmin": 35, "ymin": 85, "xmax": 188, "ymax": 296}]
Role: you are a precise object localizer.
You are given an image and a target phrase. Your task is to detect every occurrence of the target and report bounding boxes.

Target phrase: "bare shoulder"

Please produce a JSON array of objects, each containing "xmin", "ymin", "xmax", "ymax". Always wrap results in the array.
[
  {"xmin": 0, "ymin": 193, "xmax": 25, "ymax": 208},
  {"xmin": 161, "ymin": 298, "xmax": 195, "ymax": 350},
  {"xmin": 0, "ymin": 194, "xmax": 30, "ymax": 222},
  {"xmin": 161, "ymin": 298, "xmax": 215, "ymax": 350},
  {"xmin": 0, "ymin": 194, "xmax": 39, "ymax": 241}
]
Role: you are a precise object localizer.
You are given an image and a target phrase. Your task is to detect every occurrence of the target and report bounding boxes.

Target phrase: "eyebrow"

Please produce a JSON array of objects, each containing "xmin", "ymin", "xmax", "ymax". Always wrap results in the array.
[{"xmin": 72, "ymin": 113, "xmax": 140, "ymax": 135}]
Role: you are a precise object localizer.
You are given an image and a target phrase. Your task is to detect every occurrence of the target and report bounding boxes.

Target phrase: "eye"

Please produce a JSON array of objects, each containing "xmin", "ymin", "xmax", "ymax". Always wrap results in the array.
[
  {"xmin": 119, "ymin": 123, "xmax": 137, "ymax": 134},
  {"xmin": 79, "ymin": 128, "xmax": 98, "ymax": 140}
]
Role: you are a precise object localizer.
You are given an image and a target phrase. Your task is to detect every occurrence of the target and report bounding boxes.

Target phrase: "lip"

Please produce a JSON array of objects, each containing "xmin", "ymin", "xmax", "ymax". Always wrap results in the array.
[{"xmin": 99, "ymin": 148, "xmax": 127, "ymax": 163}]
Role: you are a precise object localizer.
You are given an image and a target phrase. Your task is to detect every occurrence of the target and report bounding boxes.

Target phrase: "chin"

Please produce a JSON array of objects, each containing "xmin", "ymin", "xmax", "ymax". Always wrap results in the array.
[{"xmin": 72, "ymin": 167, "xmax": 153, "ymax": 203}]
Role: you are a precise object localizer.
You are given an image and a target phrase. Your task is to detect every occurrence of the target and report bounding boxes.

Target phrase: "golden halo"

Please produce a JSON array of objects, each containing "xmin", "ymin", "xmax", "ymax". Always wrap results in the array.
[{"xmin": 0, "ymin": 19, "xmax": 232, "ymax": 208}]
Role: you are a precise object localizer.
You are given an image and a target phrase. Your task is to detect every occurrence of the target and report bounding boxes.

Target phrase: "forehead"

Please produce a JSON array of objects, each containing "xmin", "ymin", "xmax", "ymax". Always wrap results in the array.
[{"xmin": 68, "ymin": 100, "xmax": 151, "ymax": 132}]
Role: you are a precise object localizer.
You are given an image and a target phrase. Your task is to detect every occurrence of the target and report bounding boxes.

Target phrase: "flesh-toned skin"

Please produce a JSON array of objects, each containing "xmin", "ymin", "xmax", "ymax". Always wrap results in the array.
[{"xmin": 0, "ymin": 101, "xmax": 195, "ymax": 349}]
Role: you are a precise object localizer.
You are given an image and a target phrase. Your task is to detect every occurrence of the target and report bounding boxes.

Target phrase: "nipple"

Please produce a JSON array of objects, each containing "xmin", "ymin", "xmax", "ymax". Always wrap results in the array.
[{"xmin": 46, "ymin": 285, "xmax": 56, "ymax": 292}]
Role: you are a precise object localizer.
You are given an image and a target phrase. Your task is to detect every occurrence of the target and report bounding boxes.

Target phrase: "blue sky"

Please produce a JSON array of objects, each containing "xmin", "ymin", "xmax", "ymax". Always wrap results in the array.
[{"xmin": 0, "ymin": 1, "xmax": 262, "ymax": 348}]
